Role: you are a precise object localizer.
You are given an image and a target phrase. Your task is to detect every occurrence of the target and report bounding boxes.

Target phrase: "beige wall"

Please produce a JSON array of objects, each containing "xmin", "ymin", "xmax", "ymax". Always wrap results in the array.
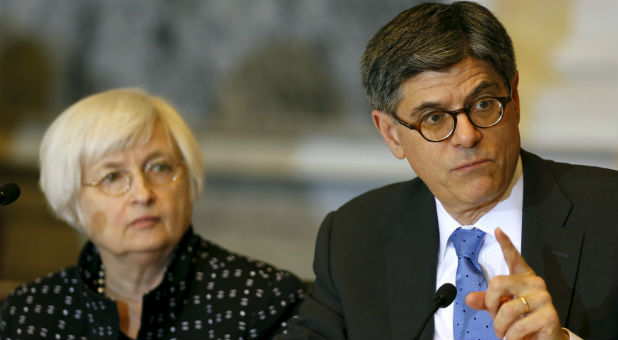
[{"xmin": 491, "ymin": 0, "xmax": 617, "ymax": 163}]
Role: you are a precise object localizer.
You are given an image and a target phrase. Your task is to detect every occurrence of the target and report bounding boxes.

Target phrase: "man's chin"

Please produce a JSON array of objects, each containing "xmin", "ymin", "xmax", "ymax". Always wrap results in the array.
[{"xmin": 457, "ymin": 181, "xmax": 503, "ymax": 207}]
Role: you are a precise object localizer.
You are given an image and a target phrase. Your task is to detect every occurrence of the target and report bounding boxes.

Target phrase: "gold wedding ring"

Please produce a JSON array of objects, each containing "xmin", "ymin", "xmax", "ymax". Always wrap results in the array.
[{"xmin": 519, "ymin": 296, "xmax": 529, "ymax": 314}]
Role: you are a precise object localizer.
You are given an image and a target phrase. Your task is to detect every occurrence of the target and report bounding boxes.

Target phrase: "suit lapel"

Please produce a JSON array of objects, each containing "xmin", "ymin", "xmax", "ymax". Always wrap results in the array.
[
  {"xmin": 520, "ymin": 151, "xmax": 583, "ymax": 325},
  {"xmin": 384, "ymin": 180, "xmax": 440, "ymax": 339}
]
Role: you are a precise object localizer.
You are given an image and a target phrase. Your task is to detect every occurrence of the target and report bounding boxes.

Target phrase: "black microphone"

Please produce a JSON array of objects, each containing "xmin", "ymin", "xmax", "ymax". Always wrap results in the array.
[
  {"xmin": 412, "ymin": 283, "xmax": 457, "ymax": 339},
  {"xmin": 0, "ymin": 183, "xmax": 21, "ymax": 206}
]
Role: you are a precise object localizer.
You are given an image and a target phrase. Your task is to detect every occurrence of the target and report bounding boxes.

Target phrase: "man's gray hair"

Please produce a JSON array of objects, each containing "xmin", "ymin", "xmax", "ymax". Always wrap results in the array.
[{"xmin": 360, "ymin": 1, "xmax": 516, "ymax": 114}]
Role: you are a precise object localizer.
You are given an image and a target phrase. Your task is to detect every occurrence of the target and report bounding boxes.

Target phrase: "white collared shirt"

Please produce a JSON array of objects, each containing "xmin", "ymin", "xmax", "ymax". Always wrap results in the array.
[{"xmin": 433, "ymin": 157, "xmax": 523, "ymax": 340}]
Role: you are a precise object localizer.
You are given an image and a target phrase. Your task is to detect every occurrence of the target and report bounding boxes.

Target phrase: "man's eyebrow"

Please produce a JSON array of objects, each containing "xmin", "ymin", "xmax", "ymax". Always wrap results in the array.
[
  {"xmin": 403, "ymin": 80, "xmax": 502, "ymax": 119},
  {"xmin": 469, "ymin": 81, "xmax": 499, "ymax": 97},
  {"xmin": 406, "ymin": 101, "xmax": 443, "ymax": 120}
]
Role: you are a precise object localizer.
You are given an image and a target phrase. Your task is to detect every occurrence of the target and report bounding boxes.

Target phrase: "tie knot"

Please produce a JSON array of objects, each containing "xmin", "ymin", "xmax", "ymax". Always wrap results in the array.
[{"xmin": 449, "ymin": 227, "xmax": 486, "ymax": 261}]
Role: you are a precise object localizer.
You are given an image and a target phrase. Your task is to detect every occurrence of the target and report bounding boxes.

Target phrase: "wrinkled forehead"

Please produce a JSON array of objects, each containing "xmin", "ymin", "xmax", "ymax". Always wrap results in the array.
[{"xmin": 399, "ymin": 58, "xmax": 507, "ymax": 103}]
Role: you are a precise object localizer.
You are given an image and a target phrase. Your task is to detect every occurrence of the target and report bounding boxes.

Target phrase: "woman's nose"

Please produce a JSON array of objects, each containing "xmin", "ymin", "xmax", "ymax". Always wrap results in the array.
[{"xmin": 128, "ymin": 172, "xmax": 155, "ymax": 204}]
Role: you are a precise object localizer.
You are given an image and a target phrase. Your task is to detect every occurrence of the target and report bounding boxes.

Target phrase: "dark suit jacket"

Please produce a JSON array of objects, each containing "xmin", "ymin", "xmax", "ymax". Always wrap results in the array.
[{"xmin": 282, "ymin": 150, "xmax": 618, "ymax": 339}]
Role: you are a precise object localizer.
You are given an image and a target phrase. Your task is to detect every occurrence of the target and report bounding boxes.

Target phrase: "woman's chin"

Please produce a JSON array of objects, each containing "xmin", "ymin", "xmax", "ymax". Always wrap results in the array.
[{"xmin": 113, "ymin": 233, "xmax": 172, "ymax": 256}]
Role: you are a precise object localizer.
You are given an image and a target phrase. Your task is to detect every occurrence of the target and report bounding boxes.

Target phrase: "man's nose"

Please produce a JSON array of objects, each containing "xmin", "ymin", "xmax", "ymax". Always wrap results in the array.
[{"xmin": 449, "ymin": 112, "xmax": 482, "ymax": 147}]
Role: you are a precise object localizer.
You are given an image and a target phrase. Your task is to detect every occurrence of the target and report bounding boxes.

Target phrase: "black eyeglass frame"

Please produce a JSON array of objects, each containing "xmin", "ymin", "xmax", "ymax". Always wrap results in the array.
[{"xmin": 391, "ymin": 91, "xmax": 512, "ymax": 142}]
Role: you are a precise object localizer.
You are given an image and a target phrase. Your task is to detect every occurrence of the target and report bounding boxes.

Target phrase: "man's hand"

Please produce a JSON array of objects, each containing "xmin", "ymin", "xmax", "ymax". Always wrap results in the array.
[{"xmin": 465, "ymin": 228, "xmax": 569, "ymax": 340}]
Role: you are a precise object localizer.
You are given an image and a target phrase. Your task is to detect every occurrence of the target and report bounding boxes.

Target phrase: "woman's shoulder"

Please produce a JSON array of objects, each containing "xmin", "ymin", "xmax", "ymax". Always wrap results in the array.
[
  {"xmin": 0, "ymin": 267, "xmax": 83, "ymax": 338},
  {"xmin": 2, "ymin": 267, "xmax": 81, "ymax": 307},
  {"xmin": 190, "ymin": 235, "xmax": 305, "ymax": 293}
]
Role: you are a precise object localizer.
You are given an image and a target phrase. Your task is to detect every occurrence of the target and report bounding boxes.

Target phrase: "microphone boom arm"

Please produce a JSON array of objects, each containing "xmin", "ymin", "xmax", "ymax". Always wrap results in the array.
[{"xmin": 412, "ymin": 283, "xmax": 457, "ymax": 339}]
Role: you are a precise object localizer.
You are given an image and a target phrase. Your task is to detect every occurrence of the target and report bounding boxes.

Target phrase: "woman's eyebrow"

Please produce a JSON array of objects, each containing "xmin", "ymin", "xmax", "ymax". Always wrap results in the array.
[
  {"xmin": 94, "ymin": 161, "xmax": 124, "ymax": 170},
  {"xmin": 143, "ymin": 151, "xmax": 175, "ymax": 162}
]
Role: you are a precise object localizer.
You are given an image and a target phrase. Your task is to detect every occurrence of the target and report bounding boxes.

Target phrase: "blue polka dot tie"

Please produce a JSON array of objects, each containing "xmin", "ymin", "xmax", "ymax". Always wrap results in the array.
[{"xmin": 450, "ymin": 227, "xmax": 498, "ymax": 340}]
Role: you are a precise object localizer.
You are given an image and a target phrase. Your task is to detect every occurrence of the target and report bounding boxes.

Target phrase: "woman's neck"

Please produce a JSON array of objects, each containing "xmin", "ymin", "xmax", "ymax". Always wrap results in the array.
[{"xmin": 100, "ymin": 249, "xmax": 173, "ymax": 302}]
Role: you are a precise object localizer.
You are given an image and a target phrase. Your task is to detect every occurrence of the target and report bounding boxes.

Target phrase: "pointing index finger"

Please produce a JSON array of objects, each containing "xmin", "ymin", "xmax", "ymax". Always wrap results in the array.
[{"xmin": 495, "ymin": 227, "xmax": 534, "ymax": 275}]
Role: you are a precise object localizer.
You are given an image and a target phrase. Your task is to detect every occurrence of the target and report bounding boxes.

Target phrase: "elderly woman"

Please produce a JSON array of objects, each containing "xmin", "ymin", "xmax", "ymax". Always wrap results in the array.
[{"xmin": 0, "ymin": 88, "xmax": 305, "ymax": 339}]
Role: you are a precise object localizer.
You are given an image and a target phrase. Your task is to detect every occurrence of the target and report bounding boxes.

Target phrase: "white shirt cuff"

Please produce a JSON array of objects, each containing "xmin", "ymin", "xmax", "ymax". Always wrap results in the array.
[{"xmin": 564, "ymin": 327, "xmax": 582, "ymax": 340}]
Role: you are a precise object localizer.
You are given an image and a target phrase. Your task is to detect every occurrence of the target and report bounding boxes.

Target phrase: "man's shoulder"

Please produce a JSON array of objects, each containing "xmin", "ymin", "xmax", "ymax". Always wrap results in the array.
[
  {"xmin": 337, "ymin": 177, "xmax": 428, "ymax": 214},
  {"xmin": 318, "ymin": 177, "xmax": 431, "ymax": 240},
  {"xmin": 523, "ymin": 151, "xmax": 617, "ymax": 190},
  {"xmin": 522, "ymin": 151, "xmax": 617, "ymax": 221}
]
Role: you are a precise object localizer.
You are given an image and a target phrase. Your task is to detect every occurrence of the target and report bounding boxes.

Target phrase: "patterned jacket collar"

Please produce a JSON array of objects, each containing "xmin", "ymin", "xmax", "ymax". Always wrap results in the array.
[{"xmin": 78, "ymin": 226, "xmax": 198, "ymax": 296}]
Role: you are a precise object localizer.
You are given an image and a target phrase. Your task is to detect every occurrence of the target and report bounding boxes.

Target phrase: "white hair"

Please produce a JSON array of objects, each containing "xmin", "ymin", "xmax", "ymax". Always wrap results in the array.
[{"xmin": 39, "ymin": 88, "xmax": 205, "ymax": 228}]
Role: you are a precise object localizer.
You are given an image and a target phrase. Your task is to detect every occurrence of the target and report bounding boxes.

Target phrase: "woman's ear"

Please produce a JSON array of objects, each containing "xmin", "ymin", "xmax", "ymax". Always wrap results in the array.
[
  {"xmin": 73, "ymin": 201, "xmax": 87, "ymax": 231},
  {"xmin": 372, "ymin": 110, "xmax": 406, "ymax": 159}
]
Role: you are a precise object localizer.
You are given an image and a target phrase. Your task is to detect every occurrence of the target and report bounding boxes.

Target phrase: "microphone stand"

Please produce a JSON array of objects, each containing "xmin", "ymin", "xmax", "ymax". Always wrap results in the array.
[
  {"xmin": 413, "ymin": 302, "xmax": 442, "ymax": 339},
  {"xmin": 412, "ymin": 283, "xmax": 456, "ymax": 340}
]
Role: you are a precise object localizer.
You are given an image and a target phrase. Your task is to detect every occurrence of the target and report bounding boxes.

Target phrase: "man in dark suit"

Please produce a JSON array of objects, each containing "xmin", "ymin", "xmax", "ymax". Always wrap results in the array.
[{"xmin": 280, "ymin": 2, "xmax": 618, "ymax": 339}]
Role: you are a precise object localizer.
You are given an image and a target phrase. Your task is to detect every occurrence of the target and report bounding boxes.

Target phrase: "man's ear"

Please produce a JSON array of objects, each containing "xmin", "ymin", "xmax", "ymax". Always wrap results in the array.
[
  {"xmin": 510, "ymin": 70, "xmax": 520, "ymax": 122},
  {"xmin": 371, "ymin": 110, "xmax": 406, "ymax": 159}
]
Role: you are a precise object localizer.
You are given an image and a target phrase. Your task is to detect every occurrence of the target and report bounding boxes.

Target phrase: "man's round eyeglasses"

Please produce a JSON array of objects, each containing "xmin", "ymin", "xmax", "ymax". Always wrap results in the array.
[
  {"xmin": 83, "ymin": 158, "xmax": 184, "ymax": 196},
  {"xmin": 392, "ymin": 95, "xmax": 512, "ymax": 142}
]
